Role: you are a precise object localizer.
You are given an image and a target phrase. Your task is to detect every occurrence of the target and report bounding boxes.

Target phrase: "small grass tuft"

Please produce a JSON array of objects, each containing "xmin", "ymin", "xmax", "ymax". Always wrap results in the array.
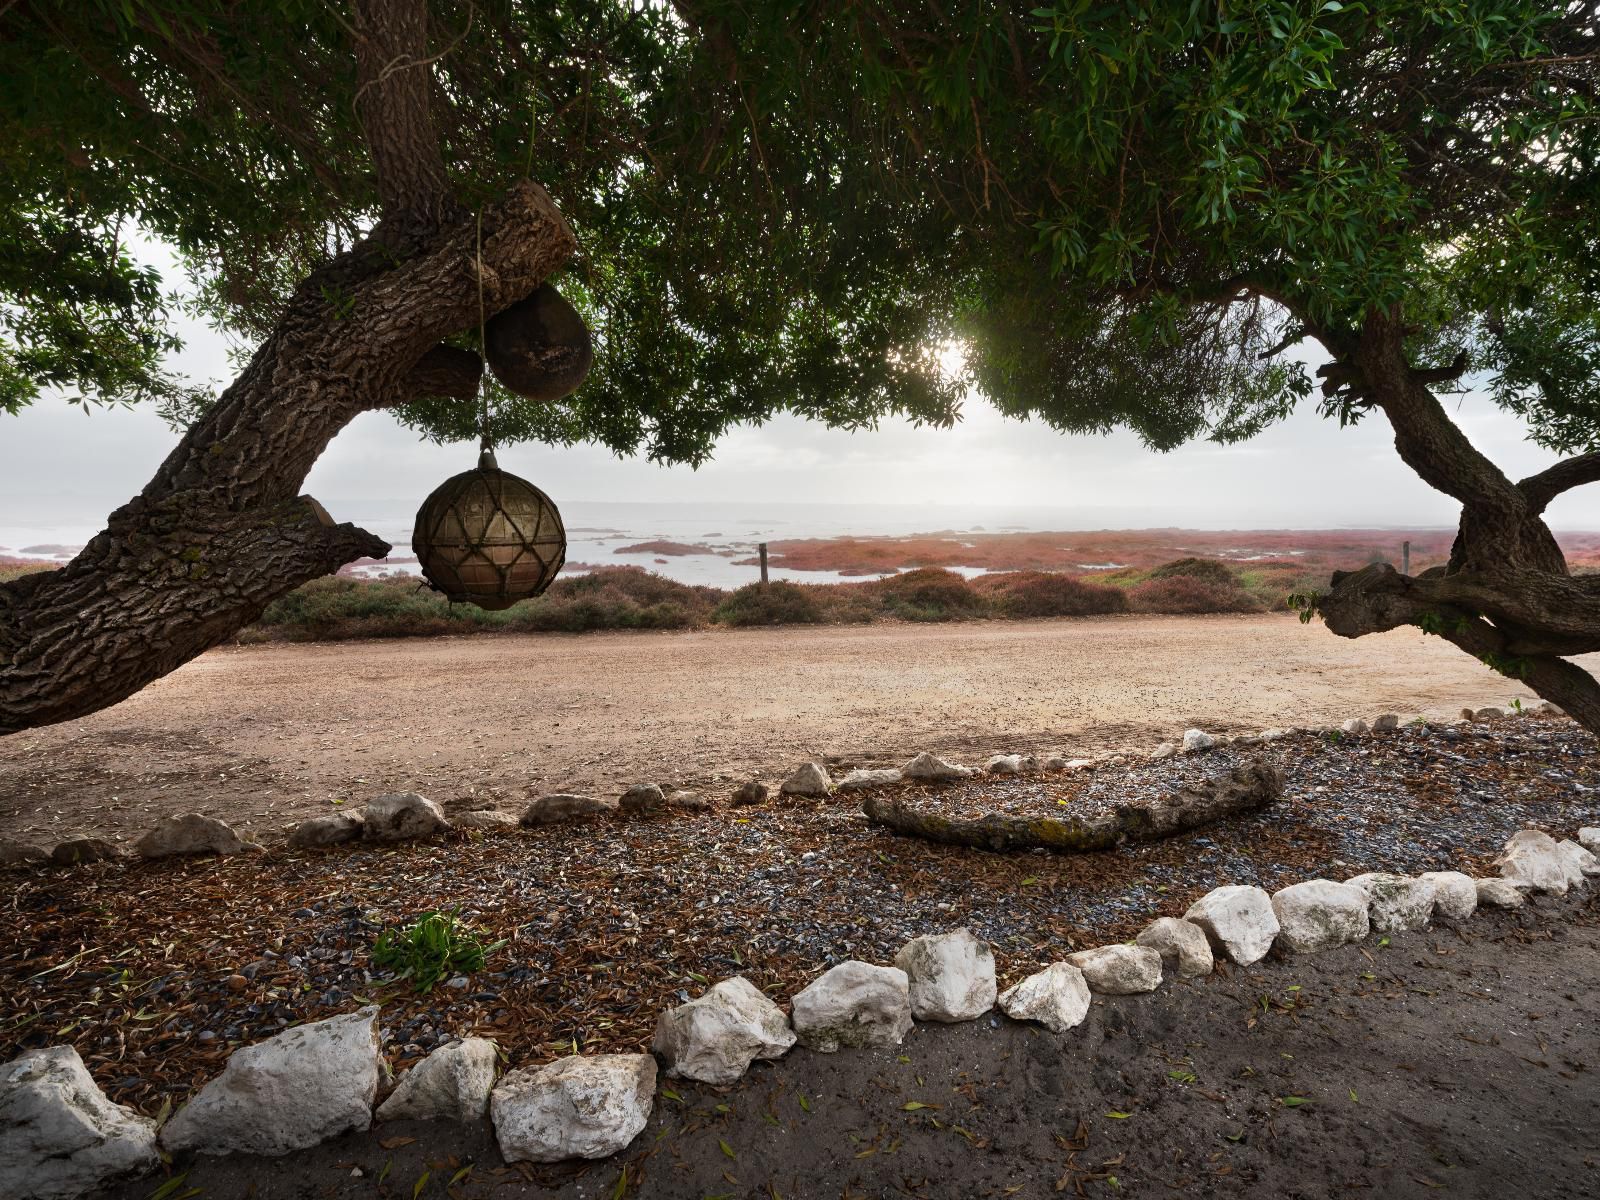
[{"xmin": 370, "ymin": 909, "xmax": 503, "ymax": 994}]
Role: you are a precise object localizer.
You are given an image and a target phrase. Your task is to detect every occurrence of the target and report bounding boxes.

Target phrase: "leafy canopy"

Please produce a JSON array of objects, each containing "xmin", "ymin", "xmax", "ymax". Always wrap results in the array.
[
  {"xmin": 0, "ymin": 0, "xmax": 967, "ymax": 462},
  {"xmin": 3, "ymin": 1, "xmax": 1596, "ymax": 462}
]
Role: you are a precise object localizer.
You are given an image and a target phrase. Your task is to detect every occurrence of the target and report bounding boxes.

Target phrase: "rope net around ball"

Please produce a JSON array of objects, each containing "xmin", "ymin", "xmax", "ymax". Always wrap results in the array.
[{"xmin": 412, "ymin": 448, "xmax": 566, "ymax": 611}]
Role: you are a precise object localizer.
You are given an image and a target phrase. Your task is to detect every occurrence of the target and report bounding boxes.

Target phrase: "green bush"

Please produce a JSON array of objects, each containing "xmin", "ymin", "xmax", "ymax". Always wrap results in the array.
[
  {"xmin": 975, "ymin": 571, "xmax": 1129, "ymax": 617},
  {"xmin": 1144, "ymin": 557, "xmax": 1242, "ymax": 587},
  {"xmin": 713, "ymin": 581, "xmax": 825, "ymax": 626},
  {"xmin": 1127, "ymin": 575, "xmax": 1262, "ymax": 614},
  {"xmin": 867, "ymin": 568, "xmax": 989, "ymax": 621},
  {"xmin": 371, "ymin": 909, "xmax": 504, "ymax": 994}
]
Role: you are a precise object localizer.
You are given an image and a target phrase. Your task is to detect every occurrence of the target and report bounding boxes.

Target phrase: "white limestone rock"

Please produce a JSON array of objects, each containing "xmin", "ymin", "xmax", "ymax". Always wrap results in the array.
[
  {"xmin": 1340, "ymin": 718, "xmax": 1369, "ymax": 735},
  {"xmin": 1150, "ymin": 742, "xmax": 1177, "ymax": 760},
  {"xmin": 1474, "ymin": 706, "xmax": 1507, "ymax": 721},
  {"xmin": 1134, "ymin": 917, "xmax": 1213, "ymax": 979},
  {"xmin": 491, "ymin": 1054, "xmax": 655, "ymax": 1164},
  {"xmin": 652, "ymin": 977, "xmax": 796, "ymax": 1085},
  {"xmin": 893, "ymin": 929, "xmax": 997, "ymax": 1022},
  {"xmin": 377, "ymin": 1037, "xmax": 497, "ymax": 1124},
  {"xmin": 1183, "ymin": 885, "xmax": 1279, "ymax": 965},
  {"xmin": 835, "ymin": 769, "xmax": 904, "ymax": 792},
  {"xmin": 779, "ymin": 762, "xmax": 834, "ymax": 798},
  {"xmin": 901, "ymin": 752, "xmax": 973, "ymax": 782},
  {"xmin": 1474, "ymin": 877, "xmax": 1527, "ymax": 908},
  {"xmin": 134, "ymin": 813, "xmax": 252, "ymax": 858},
  {"xmin": 1258, "ymin": 728, "xmax": 1288, "ymax": 742},
  {"xmin": 790, "ymin": 961, "xmax": 913, "ymax": 1052},
  {"xmin": 1495, "ymin": 829, "xmax": 1579, "ymax": 894},
  {"xmin": 997, "ymin": 964, "xmax": 1091, "ymax": 1034},
  {"xmin": 1579, "ymin": 828, "xmax": 1600, "ymax": 854},
  {"xmin": 289, "ymin": 812, "xmax": 365, "ymax": 848},
  {"xmin": 450, "ymin": 810, "xmax": 519, "ymax": 832},
  {"xmin": 160, "ymin": 1006, "xmax": 381, "ymax": 1156},
  {"xmin": 1371, "ymin": 713, "xmax": 1401, "ymax": 732},
  {"xmin": 1065, "ymin": 945, "xmax": 1162, "ymax": 995},
  {"xmin": 619, "ymin": 784, "xmax": 666, "ymax": 815},
  {"xmin": 521, "ymin": 794, "xmax": 619, "ymax": 826},
  {"xmin": 1, "ymin": 1046, "xmax": 159, "ymax": 1200},
  {"xmin": 1181, "ymin": 729, "xmax": 1216, "ymax": 753},
  {"xmin": 1419, "ymin": 871, "xmax": 1479, "ymax": 921},
  {"xmin": 1557, "ymin": 839, "xmax": 1600, "ymax": 879},
  {"xmin": 1345, "ymin": 873, "xmax": 1436, "ymax": 933},
  {"xmin": 986, "ymin": 754, "xmax": 1024, "ymax": 775},
  {"xmin": 363, "ymin": 793, "xmax": 448, "ymax": 840},
  {"xmin": 1270, "ymin": 880, "xmax": 1370, "ymax": 953}
]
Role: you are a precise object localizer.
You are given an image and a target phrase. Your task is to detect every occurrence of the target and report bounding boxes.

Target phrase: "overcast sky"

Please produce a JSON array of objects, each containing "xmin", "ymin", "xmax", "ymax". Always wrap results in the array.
[{"xmin": 3, "ymin": 303, "xmax": 1598, "ymax": 536}]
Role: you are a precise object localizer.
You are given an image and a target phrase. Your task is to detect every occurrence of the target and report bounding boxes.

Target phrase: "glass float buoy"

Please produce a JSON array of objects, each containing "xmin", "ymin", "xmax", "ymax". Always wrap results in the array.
[{"xmin": 412, "ymin": 448, "xmax": 566, "ymax": 610}]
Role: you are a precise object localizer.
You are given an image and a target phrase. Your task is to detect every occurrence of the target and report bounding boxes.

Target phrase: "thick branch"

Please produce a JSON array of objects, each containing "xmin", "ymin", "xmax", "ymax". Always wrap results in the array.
[
  {"xmin": 0, "ymin": 498, "xmax": 386, "ymax": 734},
  {"xmin": 1318, "ymin": 563, "xmax": 1600, "ymax": 734},
  {"xmin": 392, "ymin": 344, "xmax": 483, "ymax": 406},
  {"xmin": 352, "ymin": 0, "xmax": 452, "ymax": 223},
  {"xmin": 1520, "ymin": 452, "xmax": 1600, "ymax": 515}
]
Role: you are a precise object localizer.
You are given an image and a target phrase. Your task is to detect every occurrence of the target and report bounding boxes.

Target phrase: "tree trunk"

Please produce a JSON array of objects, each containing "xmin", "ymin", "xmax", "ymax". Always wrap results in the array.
[
  {"xmin": 861, "ymin": 759, "xmax": 1284, "ymax": 853},
  {"xmin": 1314, "ymin": 310, "xmax": 1600, "ymax": 735},
  {"xmin": 0, "ymin": 0, "xmax": 576, "ymax": 736}
]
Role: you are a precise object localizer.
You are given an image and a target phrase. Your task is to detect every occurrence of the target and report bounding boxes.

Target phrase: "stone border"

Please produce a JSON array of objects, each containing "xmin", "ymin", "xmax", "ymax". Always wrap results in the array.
[
  {"xmin": 0, "ymin": 697, "xmax": 1566, "ymax": 867},
  {"xmin": 2, "ymin": 695, "xmax": 1585, "ymax": 1198},
  {"xmin": 7, "ymin": 818, "xmax": 1595, "ymax": 1196}
]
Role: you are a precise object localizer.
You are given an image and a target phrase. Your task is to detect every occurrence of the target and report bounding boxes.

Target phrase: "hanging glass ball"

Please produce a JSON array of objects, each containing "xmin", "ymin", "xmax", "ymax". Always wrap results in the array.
[
  {"xmin": 412, "ymin": 449, "xmax": 566, "ymax": 610},
  {"xmin": 484, "ymin": 284, "xmax": 593, "ymax": 402}
]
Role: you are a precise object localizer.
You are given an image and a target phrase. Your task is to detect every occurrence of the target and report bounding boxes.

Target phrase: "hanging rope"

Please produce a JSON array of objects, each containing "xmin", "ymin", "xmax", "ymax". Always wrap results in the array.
[{"xmin": 474, "ymin": 205, "xmax": 494, "ymax": 467}]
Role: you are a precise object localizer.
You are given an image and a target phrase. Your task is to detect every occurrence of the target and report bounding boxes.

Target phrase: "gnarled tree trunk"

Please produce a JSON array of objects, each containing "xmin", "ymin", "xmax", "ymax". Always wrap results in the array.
[
  {"xmin": 1313, "ymin": 311, "xmax": 1600, "ymax": 733},
  {"xmin": 0, "ymin": 0, "xmax": 575, "ymax": 736}
]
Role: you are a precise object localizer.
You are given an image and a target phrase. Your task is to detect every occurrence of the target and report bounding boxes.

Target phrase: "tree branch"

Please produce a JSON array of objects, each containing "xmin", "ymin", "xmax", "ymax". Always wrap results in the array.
[
  {"xmin": 388, "ymin": 344, "xmax": 483, "ymax": 407},
  {"xmin": 352, "ymin": 0, "xmax": 452, "ymax": 224},
  {"xmin": 1520, "ymin": 451, "xmax": 1600, "ymax": 515}
]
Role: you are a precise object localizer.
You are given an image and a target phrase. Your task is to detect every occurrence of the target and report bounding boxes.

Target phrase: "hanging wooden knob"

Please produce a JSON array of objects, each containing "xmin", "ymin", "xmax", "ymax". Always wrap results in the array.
[
  {"xmin": 411, "ymin": 448, "xmax": 567, "ymax": 610},
  {"xmin": 484, "ymin": 284, "xmax": 593, "ymax": 402}
]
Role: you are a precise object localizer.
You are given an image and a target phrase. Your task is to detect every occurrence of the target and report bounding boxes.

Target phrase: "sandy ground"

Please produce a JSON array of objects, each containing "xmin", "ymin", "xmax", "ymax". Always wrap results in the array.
[
  {"xmin": 101, "ymin": 893, "xmax": 1600, "ymax": 1200},
  {"xmin": 1, "ymin": 613, "xmax": 1586, "ymax": 845}
]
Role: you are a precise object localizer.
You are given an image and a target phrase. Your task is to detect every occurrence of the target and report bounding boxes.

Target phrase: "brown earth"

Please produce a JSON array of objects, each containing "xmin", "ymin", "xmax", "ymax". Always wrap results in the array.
[
  {"xmin": 101, "ymin": 893, "xmax": 1600, "ymax": 1200},
  {"xmin": 2, "ymin": 613, "xmax": 1591, "ymax": 846}
]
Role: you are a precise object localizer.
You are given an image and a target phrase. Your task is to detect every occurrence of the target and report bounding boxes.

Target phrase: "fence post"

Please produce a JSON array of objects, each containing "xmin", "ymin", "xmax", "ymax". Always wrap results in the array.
[
  {"xmin": 1402, "ymin": 540, "xmax": 1411, "ymax": 576},
  {"xmin": 759, "ymin": 542, "xmax": 769, "ymax": 584}
]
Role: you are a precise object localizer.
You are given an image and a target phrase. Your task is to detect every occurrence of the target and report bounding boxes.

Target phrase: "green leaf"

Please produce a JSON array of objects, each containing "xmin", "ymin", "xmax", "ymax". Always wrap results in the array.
[
  {"xmin": 719, "ymin": 1139, "xmax": 737, "ymax": 1160},
  {"xmin": 1105, "ymin": 1110, "xmax": 1132, "ymax": 1119},
  {"xmin": 1279, "ymin": 1096, "xmax": 1311, "ymax": 1107},
  {"xmin": 412, "ymin": 1169, "xmax": 431, "ymax": 1199}
]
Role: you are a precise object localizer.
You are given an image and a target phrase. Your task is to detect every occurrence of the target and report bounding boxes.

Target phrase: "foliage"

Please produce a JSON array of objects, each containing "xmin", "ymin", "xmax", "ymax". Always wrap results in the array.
[
  {"xmin": 1127, "ymin": 576, "xmax": 1263, "ymax": 615},
  {"xmin": 0, "ymin": 1, "xmax": 965, "ymax": 461},
  {"xmin": 713, "ymin": 581, "xmax": 826, "ymax": 627},
  {"xmin": 869, "ymin": 568, "xmax": 989, "ymax": 622},
  {"xmin": 972, "ymin": 570, "xmax": 1128, "ymax": 618},
  {"xmin": 371, "ymin": 909, "xmax": 503, "ymax": 995},
  {"xmin": 1146, "ymin": 558, "xmax": 1242, "ymax": 588}
]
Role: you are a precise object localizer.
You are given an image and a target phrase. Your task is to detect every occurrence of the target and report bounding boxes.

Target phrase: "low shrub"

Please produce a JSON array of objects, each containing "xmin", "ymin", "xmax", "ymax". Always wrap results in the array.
[
  {"xmin": 1144, "ymin": 556, "xmax": 1242, "ymax": 587},
  {"xmin": 975, "ymin": 571, "xmax": 1129, "ymax": 617},
  {"xmin": 867, "ymin": 568, "xmax": 988, "ymax": 621},
  {"xmin": 0, "ymin": 557, "xmax": 56, "ymax": 584},
  {"xmin": 1127, "ymin": 575, "xmax": 1263, "ymax": 614},
  {"xmin": 713, "ymin": 581, "xmax": 825, "ymax": 626}
]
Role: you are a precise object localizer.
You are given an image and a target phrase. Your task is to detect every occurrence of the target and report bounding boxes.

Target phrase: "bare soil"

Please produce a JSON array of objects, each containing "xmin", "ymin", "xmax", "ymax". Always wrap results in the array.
[{"xmin": 3, "ymin": 613, "xmax": 1587, "ymax": 846}]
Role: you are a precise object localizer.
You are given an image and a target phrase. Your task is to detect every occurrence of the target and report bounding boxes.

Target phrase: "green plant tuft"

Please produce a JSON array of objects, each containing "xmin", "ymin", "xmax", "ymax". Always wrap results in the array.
[{"xmin": 370, "ymin": 909, "xmax": 503, "ymax": 994}]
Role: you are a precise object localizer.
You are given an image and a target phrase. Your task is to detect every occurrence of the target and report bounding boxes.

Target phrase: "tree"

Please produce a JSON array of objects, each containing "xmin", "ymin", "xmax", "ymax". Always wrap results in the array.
[
  {"xmin": 0, "ymin": 0, "xmax": 967, "ymax": 733},
  {"xmin": 721, "ymin": 0, "xmax": 1600, "ymax": 727}
]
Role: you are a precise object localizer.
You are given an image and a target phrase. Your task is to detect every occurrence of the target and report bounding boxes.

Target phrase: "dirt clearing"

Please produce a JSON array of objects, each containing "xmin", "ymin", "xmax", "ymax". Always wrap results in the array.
[{"xmin": 2, "ymin": 613, "xmax": 1587, "ymax": 844}]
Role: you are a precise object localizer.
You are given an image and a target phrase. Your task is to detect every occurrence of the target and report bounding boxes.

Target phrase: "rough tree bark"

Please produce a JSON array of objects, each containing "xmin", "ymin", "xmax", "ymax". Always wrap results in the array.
[
  {"xmin": 861, "ymin": 760, "xmax": 1284, "ymax": 853},
  {"xmin": 0, "ymin": 0, "xmax": 576, "ymax": 735},
  {"xmin": 1311, "ymin": 309, "xmax": 1600, "ymax": 734}
]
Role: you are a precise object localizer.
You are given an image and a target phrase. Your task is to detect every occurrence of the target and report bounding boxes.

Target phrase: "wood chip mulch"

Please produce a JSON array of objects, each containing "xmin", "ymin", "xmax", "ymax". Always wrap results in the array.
[{"xmin": 3, "ymin": 714, "xmax": 1595, "ymax": 1116}]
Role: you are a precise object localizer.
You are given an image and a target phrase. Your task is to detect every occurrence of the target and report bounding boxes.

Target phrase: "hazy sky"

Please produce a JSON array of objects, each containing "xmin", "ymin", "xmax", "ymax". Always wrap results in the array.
[{"xmin": 3, "ymin": 303, "xmax": 1598, "ymax": 535}]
